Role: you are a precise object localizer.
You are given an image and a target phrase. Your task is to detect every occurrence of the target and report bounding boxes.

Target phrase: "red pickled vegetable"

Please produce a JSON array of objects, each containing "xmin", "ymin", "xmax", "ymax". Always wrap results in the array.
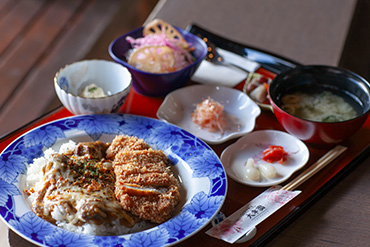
[{"xmin": 262, "ymin": 145, "xmax": 288, "ymax": 164}]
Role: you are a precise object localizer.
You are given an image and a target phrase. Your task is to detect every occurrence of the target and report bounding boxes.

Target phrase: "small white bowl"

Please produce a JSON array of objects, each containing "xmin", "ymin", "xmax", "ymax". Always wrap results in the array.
[
  {"xmin": 54, "ymin": 59, "xmax": 132, "ymax": 115},
  {"xmin": 157, "ymin": 85, "xmax": 261, "ymax": 144}
]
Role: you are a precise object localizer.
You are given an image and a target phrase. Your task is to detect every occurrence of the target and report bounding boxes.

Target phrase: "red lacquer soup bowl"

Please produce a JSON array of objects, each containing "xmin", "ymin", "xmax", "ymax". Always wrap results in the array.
[{"xmin": 268, "ymin": 65, "xmax": 370, "ymax": 146}]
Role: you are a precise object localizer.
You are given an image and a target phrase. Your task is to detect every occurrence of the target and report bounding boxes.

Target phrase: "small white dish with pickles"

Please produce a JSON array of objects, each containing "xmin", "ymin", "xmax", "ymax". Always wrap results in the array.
[{"xmin": 221, "ymin": 130, "xmax": 309, "ymax": 187}]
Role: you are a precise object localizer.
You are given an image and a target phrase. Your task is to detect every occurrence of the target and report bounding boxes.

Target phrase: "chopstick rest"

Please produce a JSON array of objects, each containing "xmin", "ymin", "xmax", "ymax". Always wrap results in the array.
[{"xmin": 206, "ymin": 145, "xmax": 347, "ymax": 244}]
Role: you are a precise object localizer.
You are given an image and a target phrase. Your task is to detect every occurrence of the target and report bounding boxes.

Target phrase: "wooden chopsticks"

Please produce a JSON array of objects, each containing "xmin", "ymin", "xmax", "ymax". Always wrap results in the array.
[{"xmin": 281, "ymin": 145, "xmax": 347, "ymax": 191}]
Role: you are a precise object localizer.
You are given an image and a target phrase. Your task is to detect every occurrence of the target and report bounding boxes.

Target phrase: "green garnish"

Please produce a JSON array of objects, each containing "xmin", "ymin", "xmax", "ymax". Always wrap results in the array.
[
  {"xmin": 322, "ymin": 115, "xmax": 339, "ymax": 122},
  {"xmin": 67, "ymin": 158, "xmax": 114, "ymax": 186},
  {"xmin": 88, "ymin": 87, "xmax": 98, "ymax": 93}
]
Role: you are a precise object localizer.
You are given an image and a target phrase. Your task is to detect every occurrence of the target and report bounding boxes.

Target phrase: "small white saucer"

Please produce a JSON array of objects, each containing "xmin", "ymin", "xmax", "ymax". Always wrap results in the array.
[
  {"xmin": 157, "ymin": 85, "xmax": 261, "ymax": 144},
  {"xmin": 221, "ymin": 130, "xmax": 309, "ymax": 187}
]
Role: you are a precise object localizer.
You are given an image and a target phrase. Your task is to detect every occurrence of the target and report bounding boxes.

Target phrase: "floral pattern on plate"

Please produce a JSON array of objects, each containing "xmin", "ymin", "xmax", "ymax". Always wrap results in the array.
[{"xmin": 0, "ymin": 114, "xmax": 227, "ymax": 247}]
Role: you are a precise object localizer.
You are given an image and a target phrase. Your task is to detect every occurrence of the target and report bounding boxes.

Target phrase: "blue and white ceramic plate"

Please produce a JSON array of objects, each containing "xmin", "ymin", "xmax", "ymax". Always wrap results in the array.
[{"xmin": 0, "ymin": 114, "xmax": 227, "ymax": 247}]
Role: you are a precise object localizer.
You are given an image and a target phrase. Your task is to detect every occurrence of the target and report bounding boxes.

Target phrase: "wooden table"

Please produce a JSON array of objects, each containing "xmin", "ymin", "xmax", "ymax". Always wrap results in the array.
[{"xmin": 1, "ymin": 0, "xmax": 370, "ymax": 247}]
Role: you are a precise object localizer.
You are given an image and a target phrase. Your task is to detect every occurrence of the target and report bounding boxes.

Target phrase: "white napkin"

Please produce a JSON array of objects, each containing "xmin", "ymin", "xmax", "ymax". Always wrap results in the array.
[{"xmin": 191, "ymin": 48, "xmax": 260, "ymax": 87}]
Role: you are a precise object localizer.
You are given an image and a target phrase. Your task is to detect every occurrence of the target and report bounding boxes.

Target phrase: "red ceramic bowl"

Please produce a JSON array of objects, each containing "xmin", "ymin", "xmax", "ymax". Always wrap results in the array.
[{"xmin": 268, "ymin": 65, "xmax": 370, "ymax": 146}]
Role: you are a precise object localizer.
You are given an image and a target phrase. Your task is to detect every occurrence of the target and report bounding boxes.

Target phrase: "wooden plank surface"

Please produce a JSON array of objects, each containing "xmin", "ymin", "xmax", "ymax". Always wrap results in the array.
[
  {"xmin": 0, "ymin": 0, "xmax": 82, "ymax": 106},
  {"xmin": 0, "ymin": 0, "xmax": 158, "ymax": 137},
  {"xmin": 0, "ymin": 0, "xmax": 18, "ymax": 19},
  {"xmin": 0, "ymin": 0, "xmax": 116, "ymax": 133},
  {"xmin": 0, "ymin": 0, "xmax": 84, "ymax": 136},
  {"xmin": 0, "ymin": 0, "xmax": 45, "ymax": 56}
]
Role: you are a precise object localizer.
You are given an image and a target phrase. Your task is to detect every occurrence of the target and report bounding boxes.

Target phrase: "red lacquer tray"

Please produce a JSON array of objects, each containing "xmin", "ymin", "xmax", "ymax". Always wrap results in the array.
[{"xmin": 2, "ymin": 67, "xmax": 370, "ymax": 247}]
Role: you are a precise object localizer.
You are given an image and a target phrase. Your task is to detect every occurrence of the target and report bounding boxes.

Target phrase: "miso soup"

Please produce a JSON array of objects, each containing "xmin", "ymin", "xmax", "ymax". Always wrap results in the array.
[{"xmin": 280, "ymin": 90, "xmax": 358, "ymax": 122}]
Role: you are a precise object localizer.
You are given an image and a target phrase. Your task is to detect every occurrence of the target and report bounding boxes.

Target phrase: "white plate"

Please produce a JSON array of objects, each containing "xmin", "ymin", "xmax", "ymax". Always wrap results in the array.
[
  {"xmin": 157, "ymin": 85, "xmax": 261, "ymax": 144},
  {"xmin": 0, "ymin": 114, "xmax": 227, "ymax": 246},
  {"xmin": 221, "ymin": 130, "xmax": 309, "ymax": 187}
]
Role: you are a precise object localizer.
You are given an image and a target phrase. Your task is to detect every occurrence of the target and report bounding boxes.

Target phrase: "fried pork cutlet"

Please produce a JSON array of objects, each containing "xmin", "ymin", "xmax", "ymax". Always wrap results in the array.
[
  {"xmin": 106, "ymin": 135, "xmax": 151, "ymax": 159},
  {"xmin": 111, "ymin": 135, "xmax": 181, "ymax": 224}
]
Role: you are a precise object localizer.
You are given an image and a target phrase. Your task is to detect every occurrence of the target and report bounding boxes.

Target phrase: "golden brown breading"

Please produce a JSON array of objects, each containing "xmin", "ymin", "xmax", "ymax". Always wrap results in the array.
[
  {"xmin": 106, "ymin": 135, "xmax": 150, "ymax": 159},
  {"xmin": 117, "ymin": 172, "xmax": 178, "ymax": 187},
  {"xmin": 110, "ymin": 135, "xmax": 181, "ymax": 224},
  {"xmin": 117, "ymin": 185, "xmax": 180, "ymax": 224},
  {"xmin": 114, "ymin": 149, "xmax": 170, "ymax": 175}
]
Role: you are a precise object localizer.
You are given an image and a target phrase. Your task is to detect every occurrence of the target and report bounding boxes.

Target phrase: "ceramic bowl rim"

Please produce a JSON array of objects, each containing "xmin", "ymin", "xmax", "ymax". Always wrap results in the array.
[
  {"xmin": 268, "ymin": 64, "xmax": 370, "ymax": 124},
  {"xmin": 54, "ymin": 59, "xmax": 132, "ymax": 99},
  {"xmin": 108, "ymin": 26, "xmax": 208, "ymax": 76}
]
